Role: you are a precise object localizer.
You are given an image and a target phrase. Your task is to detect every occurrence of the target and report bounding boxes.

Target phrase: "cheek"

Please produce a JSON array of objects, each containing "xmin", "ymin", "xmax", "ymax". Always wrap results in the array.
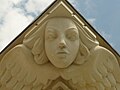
[
  {"xmin": 67, "ymin": 40, "xmax": 79, "ymax": 50},
  {"xmin": 45, "ymin": 41, "xmax": 57, "ymax": 53}
]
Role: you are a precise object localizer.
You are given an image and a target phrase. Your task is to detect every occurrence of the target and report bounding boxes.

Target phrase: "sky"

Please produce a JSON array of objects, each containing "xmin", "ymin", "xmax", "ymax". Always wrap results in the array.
[{"xmin": 0, "ymin": 0, "xmax": 120, "ymax": 54}]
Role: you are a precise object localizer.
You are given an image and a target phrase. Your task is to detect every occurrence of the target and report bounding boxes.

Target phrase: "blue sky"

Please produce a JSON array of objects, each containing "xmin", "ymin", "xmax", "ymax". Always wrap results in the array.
[
  {"xmin": 69, "ymin": 0, "xmax": 120, "ymax": 54},
  {"xmin": 0, "ymin": 0, "xmax": 120, "ymax": 54}
]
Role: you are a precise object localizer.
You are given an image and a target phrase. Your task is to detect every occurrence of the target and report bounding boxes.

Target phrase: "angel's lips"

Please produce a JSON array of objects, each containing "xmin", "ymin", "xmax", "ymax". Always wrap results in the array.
[
  {"xmin": 57, "ymin": 52, "xmax": 68, "ymax": 54},
  {"xmin": 56, "ymin": 51, "xmax": 69, "ymax": 58},
  {"xmin": 56, "ymin": 50, "xmax": 69, "ymax": 54}
]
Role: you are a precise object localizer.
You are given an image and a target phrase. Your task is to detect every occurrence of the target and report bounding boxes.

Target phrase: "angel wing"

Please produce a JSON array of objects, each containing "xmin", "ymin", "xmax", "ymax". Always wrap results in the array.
[
  {"xmin": 28, "ymin": 45, "xmax": 120, "ymax": 90},
  {"xmin": 72, "ymin": 46, "xmax": 120, "ymax": 90},
  {"xmin": 94, "ymin": 46, "xmax": 120, "ymax": 90},
  {"xmin": 0, "ymin": 44, "xmax": 59, "ymax": 90},
  {"xmin": 0, "ymin": 44, "xmax": 120, "ymax": 90}
]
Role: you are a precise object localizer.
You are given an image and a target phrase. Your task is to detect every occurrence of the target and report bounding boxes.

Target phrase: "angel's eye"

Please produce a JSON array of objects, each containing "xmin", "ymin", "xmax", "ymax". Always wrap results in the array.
[
  {"xmin": 66, "ymin": 29, "xmax": 79, "ymax": 41},
  {"xmin": 47, "ymin": 33, "xmax": 57, "ymax": 40},
  {"xmin": 46, "ymin": 29, "xmax": 57, "ymax": 41}
]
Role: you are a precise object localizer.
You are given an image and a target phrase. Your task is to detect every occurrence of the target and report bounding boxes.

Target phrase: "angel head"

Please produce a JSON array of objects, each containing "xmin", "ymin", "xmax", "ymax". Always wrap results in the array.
[{"xmin": 23, "ymin": 17, "xmax": 99, "ymax": 68}]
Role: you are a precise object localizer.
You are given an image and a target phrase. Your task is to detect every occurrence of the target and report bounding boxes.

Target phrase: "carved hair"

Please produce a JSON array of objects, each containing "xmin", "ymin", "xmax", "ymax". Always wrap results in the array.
[{"xmin": 23, "ymin": 17, "xmax": 99, "ymax": 65}]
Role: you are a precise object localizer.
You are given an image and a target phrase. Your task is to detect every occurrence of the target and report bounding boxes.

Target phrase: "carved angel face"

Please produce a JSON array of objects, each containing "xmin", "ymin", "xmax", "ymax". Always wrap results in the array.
[{"xmin": 45, "ymin": 18, "xmax": 79, "ymax": 68}]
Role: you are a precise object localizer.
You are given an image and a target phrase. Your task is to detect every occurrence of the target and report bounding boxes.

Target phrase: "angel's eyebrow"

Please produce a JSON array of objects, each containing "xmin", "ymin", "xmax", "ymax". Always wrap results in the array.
[
  {"xmin": 46, "ymin": 27, "xmax": 57, "ymax": 33},
  {"xmin": 65, "ymin": 28, "xmax": 78, "ymax": 34},
  {"xmin": 66, "ymin": 27, "xmax": 77, "ymax": 30},
  {"xmin": 46, "ymin": 26, "xmax": 57, "ymax": 30}
]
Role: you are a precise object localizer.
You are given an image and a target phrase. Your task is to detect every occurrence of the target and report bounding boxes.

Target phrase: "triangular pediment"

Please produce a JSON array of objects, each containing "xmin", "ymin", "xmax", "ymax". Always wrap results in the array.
[
  {"xmin": 0, "ymin": 0, "xmax": 119, "ymax": 61},
  {"xmin": 0, "ymin": 0, "xmax": 120, "ymax": 90}
]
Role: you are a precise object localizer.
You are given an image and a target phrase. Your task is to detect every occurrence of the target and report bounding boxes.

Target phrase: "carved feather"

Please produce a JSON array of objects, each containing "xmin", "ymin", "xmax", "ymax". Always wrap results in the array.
[{"xmin": 0, "ymin": 45, "xmax": 120, "ymax": 90}]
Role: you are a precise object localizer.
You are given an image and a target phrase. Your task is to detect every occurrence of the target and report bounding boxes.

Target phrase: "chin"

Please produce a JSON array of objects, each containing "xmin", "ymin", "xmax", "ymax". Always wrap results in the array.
[{"xmin": 51, "ymin": 60, "xmax": 72, "ymax": 68}]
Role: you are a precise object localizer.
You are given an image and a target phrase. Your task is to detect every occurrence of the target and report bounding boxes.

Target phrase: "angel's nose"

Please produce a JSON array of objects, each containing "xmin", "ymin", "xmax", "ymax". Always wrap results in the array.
[{"xmin": 59, "ymin": 39, "xmax": 66, "ymax": 49}]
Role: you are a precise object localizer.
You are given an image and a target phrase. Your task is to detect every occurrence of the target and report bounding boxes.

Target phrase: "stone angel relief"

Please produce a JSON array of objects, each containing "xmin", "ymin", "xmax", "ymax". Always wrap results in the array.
[{"xmin": 0, "ymin": 17, "xmax": 120, "ymax": 90}]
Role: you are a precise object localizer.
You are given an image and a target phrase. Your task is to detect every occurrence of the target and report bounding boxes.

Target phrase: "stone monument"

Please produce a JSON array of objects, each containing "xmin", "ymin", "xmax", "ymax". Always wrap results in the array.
[{"xmin": 0, "ymin": 0, "xmax": 120, "ymax": 90}]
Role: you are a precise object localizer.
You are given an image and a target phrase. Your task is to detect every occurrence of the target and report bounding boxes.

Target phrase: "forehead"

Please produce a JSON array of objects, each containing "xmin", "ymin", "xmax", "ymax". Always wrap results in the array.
[{"xmin": 46, "ymin": 18, "xmax": 77, "ymax": 30}]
